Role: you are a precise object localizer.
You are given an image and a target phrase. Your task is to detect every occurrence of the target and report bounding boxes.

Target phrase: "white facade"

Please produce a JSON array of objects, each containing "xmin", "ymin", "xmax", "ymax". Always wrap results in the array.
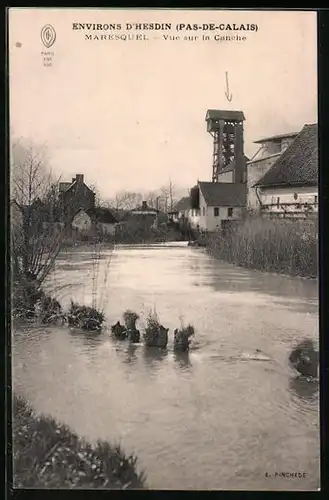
[
  {"xmin": 247, "ymin": 154, "xmax": 281, "ymax": 209},
  {"xmin": 72, "ymin": 210, "xmax": 92, "ymax": 231},
  {"xmin": 197, "ymin": 189, "xmax": 243, "ymax": 231},
  {"xmin": 258, "ymin": 185, "xmax": 318, "ymax": 218}
]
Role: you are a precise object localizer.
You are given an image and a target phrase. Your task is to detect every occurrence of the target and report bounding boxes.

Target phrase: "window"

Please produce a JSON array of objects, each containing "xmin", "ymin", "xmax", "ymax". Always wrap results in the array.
[
  {"xmin": 214, "ymin": 207, "xmax": 219, "ymax": 217},
  {"xmin": 276, "ymin": 197, "xmax": 280, "ymax": 208},
  {"xmin": 227, "ymin": 207, "xmax": 233, "ymax": 217},
  {"xmin": 202, "ymin": 207, "xmax": 205, "ymax": 216},
  {"xmin": 294, "ymin": 192, "xmax": 298, "ymax": 200},
  {"xmin": 314, "ymin": 195, "xmax": 318, "ymax": 206}
]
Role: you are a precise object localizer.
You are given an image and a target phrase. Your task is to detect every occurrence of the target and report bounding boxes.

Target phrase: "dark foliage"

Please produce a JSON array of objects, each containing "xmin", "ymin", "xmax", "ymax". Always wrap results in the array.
[
  {"xmin": 67, "ymin": 301, "xmax": 105, "ymax": 331},
  {"xmin": 289, "ymin": 338, "xmax": 319, "ymax": 378},
  {"xmin": 13, "ymin": 394, "xmax": 146, "ymax": 489}
]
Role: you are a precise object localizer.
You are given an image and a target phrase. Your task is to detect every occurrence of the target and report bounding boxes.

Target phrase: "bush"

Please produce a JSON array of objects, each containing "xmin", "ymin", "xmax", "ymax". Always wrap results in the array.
[
  {"xmin": 289, "ymin": 338, "xmax": 319, "ymax": 378},
  {"xmin": 123, "ymin": 310, "xmax": 139, "ymax": 330},
  {"xmin": 67, "ymin": 300, "xmax": 105, "ymax": 331},
  {"xmin": 12, "ymin": 394, "xmax": 146, "ymax": 489},
  {"xmin": 111, "ymin": 321, "xmax": 127, "ymax": 340},
  {"xmin": 35, "ymin": 295, "xmax": 63, "ymax": 324},
  {"xmin": 173, "ymin": 324, "xmax": 195, "ymax": 352},
  {"xmin": 143, "ymin": 310, "xmax": 168, "ymax": 348},
  {"xmin": 206, "ymin": 216, "xmax": 318, "ymax": 278}
]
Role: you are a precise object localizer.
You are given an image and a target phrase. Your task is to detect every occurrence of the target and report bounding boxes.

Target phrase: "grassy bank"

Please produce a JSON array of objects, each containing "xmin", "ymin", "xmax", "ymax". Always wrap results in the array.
[
  {"xmin": 205, "ymin": 216, "xmax": 318, "ymax": 279},
  {"xmin": 12, "ymin": 395, "xmax": 146, "ymax": 489}
]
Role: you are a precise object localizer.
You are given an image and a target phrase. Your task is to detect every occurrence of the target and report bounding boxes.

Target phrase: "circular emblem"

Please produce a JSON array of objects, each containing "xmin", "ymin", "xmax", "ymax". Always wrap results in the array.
[{"xmin": 41, "ymin": 25, "xmax": 56, "ymax": 48}]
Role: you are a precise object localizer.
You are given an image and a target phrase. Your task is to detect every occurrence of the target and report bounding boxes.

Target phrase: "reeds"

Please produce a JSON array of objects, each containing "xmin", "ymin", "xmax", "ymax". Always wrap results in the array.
[
  {"xmin": 207, "ymin": 216, "xmax": 318, "ymax": 278},
  {"xmin": 173, "ymin": 320, "xmax": 195, "ymax": 352}
]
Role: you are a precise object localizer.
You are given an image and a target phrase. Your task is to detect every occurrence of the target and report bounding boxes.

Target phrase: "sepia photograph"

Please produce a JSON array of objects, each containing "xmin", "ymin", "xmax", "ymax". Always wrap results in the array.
[{"xmin": 8, "ymin": 8, "xmax": 319, "ymax": 491}]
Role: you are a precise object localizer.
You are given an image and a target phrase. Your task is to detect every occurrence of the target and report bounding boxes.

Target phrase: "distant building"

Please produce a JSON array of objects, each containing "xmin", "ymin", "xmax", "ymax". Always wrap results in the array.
[
  {"xmin": 71, "ymin": 207, "xmax": 118, "ymax": 237},
  {"xmin": 59, "ymin": 174, "xmax": 95, "ymax": 222},
  {"xmin": 190, "ymin": 181, "xmax": 246, "ymax": 232},
  {"xmin": 130, "ymin": 200, "xmax": 159, "ymax": 228},
  {"xmin": 247, "ymin": 131, "xmax": 299, "ymax": 209},
  {"xmin": 253, "ymin": 124, "xmax": 318, "ymax": 219}
]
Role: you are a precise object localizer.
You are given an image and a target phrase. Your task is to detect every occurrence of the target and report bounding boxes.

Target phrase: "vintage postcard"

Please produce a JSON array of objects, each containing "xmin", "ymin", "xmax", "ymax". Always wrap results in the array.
[{"xmin": 8, "ymin": 8, "xmax": 319, "ymax": 491}]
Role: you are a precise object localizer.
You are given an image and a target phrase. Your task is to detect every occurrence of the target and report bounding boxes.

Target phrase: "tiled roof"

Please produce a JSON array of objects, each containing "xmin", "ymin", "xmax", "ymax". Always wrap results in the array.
[
  {"xmin": 172, "ymin": 196, "xmax": 190, "ymax": 212},
  {"xmin": 198, "ymin": 182, "xmax": 246, "ymax": 207},
  {"xmin": 254, "ymin": 124, "xmax": 318, "ymax": 188},
  {"xmin": 205, "ymin": 109, "xmax": 245, "ymax": 122}
]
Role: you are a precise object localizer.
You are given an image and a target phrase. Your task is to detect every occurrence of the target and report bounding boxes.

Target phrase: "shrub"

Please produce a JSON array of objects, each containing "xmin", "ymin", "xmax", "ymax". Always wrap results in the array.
[
  {"xmin": 143, "ymin": 310, "xmax": 168, "ymax": 348},
  {"xmin": 111, "ymin": 321, "xmax": 127, "ymax": 340},
  {"xmin": 289, "ymin": 338, "xmax": 319, "ymax": 378},
  {"xmin": 35, "ymin": 294, "xmax": 63, "ymax": 324},
  {"xmin": 173, "ymin": 323, "xmax": 195, "ymax": 352},
  {"xmin": 12, "ymin": 394, "xmax": 146, "ymax": 489},
  {"xmin": 123, "ymin": 310, "xmax": 139, "ymax": 330},
  {"xmin": 67, "ymin": 300, "xmax": 105, "ymax": 331}
]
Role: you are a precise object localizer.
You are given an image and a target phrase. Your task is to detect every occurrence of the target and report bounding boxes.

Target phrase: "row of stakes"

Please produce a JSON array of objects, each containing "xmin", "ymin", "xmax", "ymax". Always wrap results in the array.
[{"xmin": 111, "ymin": 311, "xmax": 195, "ymax": 352}]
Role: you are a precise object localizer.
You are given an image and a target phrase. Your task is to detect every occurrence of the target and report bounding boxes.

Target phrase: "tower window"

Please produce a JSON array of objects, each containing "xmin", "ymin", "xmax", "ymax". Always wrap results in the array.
[
  {"xmin": 277, "ymin": 197, "xmax": 280, "ymax": 208},
  {"xmin": 214, "ymin": 207, "xmax": 219, "ymax": 217},
  {"xmin": 203, "ymin": 207, "xmax": 205, "ymax": 216},
  {"xmin": 228, "ymin": 208, "xmax": 233, "ymax": 217}
]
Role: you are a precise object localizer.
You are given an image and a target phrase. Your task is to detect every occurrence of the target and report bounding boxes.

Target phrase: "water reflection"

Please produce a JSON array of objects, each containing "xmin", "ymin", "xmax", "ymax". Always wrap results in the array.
[
  {"xmin": 68, "ymin": 328, "xmax": 103, "ymax": 350},
  {"xmin": 142, "ymin": 347, "xmax": 168, "ymax": 368},
  {"xmin": 173, "ymin": 351, "xmax": 192, "ymax": 370},
  {"xmin": 123, "ymin": 343, "xmax": 139, "ymax": 365}
]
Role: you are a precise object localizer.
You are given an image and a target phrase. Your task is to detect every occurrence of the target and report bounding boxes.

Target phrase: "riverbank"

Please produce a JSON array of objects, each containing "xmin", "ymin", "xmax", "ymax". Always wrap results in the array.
[
  {"xmin": 12, "ymin": 394, "xmax": 146, "ymax": 489},
  {"xmin": 201, "ymin": 216, "xmax": 318, "ymax": 280}
]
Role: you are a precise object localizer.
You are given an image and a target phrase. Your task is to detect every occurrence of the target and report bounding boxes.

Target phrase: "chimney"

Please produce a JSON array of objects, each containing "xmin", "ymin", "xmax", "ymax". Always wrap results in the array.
[
  {"xmin": 142, "ymin": 201, "xmax": 147, "ymax": 209},
  {"xmin": 76, "ymin": 174, "xmax": 84, "ymax": 184},
  {"xmin": 233, "ymin": 122, "xmax": 245, "ymax": 184},
  {"xmin": 72, "ymin": 177, "xmax": 75, "ymax": 183}
]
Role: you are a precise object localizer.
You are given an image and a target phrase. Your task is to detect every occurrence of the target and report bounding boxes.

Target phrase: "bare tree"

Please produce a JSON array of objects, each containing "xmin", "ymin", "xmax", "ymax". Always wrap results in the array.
[
  {"xmin": 108, "ymin": 191, "xmax": 143, "ymax": 211},
  {"xmin": 11, "ymin": 137, "xmax": 64, "ymax": 288}
]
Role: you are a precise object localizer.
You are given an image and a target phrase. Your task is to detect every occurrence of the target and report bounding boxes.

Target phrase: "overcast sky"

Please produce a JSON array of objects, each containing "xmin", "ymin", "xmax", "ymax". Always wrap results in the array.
[{"xmin": 9, "ymin": 9, "xmax": 317, "ymax": 199}]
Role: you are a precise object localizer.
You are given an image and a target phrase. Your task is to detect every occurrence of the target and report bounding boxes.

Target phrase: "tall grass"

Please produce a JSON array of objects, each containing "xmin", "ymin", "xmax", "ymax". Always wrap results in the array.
[
  {"xmin": 206, "ymin": 215, "xmax": 318, "ymax": 278},
  {"xmin": 12, "ymin": 394, "xmax": 146, "ymax": 489}
]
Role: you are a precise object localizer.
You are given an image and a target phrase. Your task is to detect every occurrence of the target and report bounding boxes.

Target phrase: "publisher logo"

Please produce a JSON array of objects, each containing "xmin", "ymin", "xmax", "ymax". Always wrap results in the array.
[{"xmin": 41, "ymin": 25, "xmax": 56, "ymax": 48}]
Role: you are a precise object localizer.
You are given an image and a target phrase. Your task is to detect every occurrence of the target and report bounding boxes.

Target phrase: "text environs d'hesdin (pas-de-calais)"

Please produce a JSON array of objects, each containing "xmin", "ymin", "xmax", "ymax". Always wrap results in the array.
[{"xmin": 73, "ymin": 22, "xmax": 258, "ymax": 42}]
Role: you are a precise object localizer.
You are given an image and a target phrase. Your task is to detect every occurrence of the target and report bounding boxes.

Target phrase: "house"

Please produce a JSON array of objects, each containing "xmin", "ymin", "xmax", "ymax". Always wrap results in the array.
[
  {"xmin": 168, "ymin": 197, "xmax": 190, "ymax": 223},
  {"xmin": 190, "ymin": 181, "xmax": 247, "ymax": 232},
  {"xmin": 71, "ymin": 207, "xmax": 118, "ymax": 236},
  {"xmin": 247, "ymin": 131, "xmax": 299, "ymax": 209},
  {"xmin": 59, "ymin": 174, "xmax": 95, "ymax": 222},
  {"xmin": 130, "ymin": 200, "xmax": 159, "ymax": 228},
  {"xmin": 253, "ymin": 124, "xmax": 318, "ymax": 218}
]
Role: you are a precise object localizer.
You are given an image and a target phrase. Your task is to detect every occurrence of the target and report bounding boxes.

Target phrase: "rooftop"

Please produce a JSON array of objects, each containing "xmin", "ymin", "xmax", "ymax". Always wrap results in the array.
[
  {"xmin": 254, "ymin": 131, "xmax": 299, "ymax": 144},
  {"xmin": 254, "ymin": 124, "xmax": 318, "ymax": 188},
  {"xmin": 171, "ymin": 196, "xmax": 190, "ymax": 212},
  {"xmin": 205, "ymin": 109, "xmax": 245, "ymax": 122},
  {"xmin": 198, "ymin": 181, "xmax": 246, "ymax": 207}
]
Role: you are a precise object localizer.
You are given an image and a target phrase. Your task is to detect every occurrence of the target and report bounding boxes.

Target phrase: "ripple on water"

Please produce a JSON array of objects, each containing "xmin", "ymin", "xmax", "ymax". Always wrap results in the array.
[{"xmin": 12, "ymin": 246, "xmax": 320, "ymax": 490}]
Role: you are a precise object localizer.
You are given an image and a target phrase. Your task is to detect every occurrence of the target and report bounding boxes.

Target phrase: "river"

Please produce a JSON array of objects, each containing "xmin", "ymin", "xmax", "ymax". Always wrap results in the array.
[{"xmin": 12, "ymin": 242, "xmax": 320, "ymax": 490}]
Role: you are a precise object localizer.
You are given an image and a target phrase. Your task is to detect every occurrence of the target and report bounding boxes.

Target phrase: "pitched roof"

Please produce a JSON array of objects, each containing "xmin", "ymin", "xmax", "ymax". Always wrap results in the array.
[
  {"xmin": 254, "ymin": 132, "xmax": 299, "ymax": 144},
  {"xmin": 86, "ymin": 207, "xmax": 117, "ymax": 224},
  {"xmin": 205, "ymin": 109, "xmax": 245, "ymax": 122},
  {"xmin": 198, "ymin": 182, "xmax": 246, "ymax": 207},
  {"xmin": 172, "ymin": 196, "xmax": 190, "ymax": 212},
  {"xmin": 131, "ymin": 202, "xmax": 158, "ymax": 213},
  {"xmin": 254, "ymin": 124, "xmax": 318, "ymax": 188}
]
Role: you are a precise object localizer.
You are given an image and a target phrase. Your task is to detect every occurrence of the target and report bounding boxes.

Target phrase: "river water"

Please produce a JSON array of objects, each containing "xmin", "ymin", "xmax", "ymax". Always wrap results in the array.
[{"xmin": 12, "ymin": 243, "xmax": 320, "ymax": 490}]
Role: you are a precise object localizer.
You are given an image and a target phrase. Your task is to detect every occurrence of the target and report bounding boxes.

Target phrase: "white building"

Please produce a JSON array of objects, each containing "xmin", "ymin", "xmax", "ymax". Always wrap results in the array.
[
  {"xmin": 191, "ymin": 181, "xmax": 246, "ymax": 232},
  {"xmin": 246, "ymin": 131, "xmax": 299, "ymax": 209},
  {"xmin": 252, "ymin": 124, "xmax": 318, "ymax": 219}
]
